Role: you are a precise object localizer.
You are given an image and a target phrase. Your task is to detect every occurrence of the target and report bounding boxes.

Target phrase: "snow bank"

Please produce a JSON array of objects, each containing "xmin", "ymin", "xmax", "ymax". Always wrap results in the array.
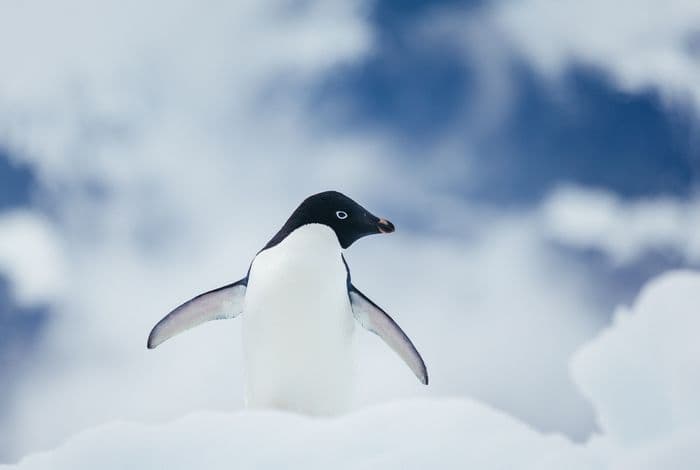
[
  {"xmin": 3, "ymin": 271, "xmax": 699, "ymax": 469},
  {"xmin": 1, "ymin": 400, "xmax": 596, "ymax": 470},
  {"xmin": 573, "ymin": 271, "xmax": 700, "ymax": 469},
  {"xmin": 573, "ymin": 271, "xmax": 700, "ymax": 444}
]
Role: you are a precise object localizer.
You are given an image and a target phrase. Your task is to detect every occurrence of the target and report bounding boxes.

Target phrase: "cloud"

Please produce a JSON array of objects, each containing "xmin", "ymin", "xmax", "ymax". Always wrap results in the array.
[
  {"xmin": 0, "ymin": 211, "xmax": 64, "ymax": 306},
  {"xmin": 4, "ymin": 270, "xmax": 700, "ymax": 469},
  {"xmin": 493, "ymin": 0, "xmax": 700, "ymax": 109},
  {"xmin": 541, "ymin": 185, "xmax": 700, "ymax": 265}
]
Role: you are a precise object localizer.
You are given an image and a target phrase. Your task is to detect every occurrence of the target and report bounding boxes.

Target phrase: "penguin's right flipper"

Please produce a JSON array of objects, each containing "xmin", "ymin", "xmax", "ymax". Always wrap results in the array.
[
  {"xmin": 349, "ymin": 284, "xmax": 428, "ymax": 385},
  {"xmin": 147, "ymin": 278, "xmax": 247, "ymax": 349}
]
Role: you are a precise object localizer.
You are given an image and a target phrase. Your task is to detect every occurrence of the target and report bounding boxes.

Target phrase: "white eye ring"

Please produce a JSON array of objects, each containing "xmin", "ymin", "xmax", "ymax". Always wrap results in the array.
[{"xmin": 336, "ymin": 211, "xmax": 348, "ymax": 220}]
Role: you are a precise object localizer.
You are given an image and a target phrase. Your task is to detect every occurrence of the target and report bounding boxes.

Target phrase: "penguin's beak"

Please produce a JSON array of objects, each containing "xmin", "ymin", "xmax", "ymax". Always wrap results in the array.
[{"xmin": 377, "ymin": 218, "xmax": 395, "ymax": 234}]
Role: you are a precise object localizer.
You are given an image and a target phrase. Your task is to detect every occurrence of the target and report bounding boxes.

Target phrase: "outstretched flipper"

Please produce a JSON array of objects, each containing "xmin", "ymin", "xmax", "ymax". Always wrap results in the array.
[
  {"xmin": 348, "ymin": 284, "xmax": 428, "ymax": 385},
  {"xmin": 147, "ymin": 278, "xmax": 247, "ymax": 349}
]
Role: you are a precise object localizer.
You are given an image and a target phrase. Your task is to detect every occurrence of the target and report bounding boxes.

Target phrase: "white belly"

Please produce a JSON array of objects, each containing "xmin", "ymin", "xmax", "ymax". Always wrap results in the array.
[{"xmin": 242, "ymin": 224, "xmax": 355, "ymax": 414}]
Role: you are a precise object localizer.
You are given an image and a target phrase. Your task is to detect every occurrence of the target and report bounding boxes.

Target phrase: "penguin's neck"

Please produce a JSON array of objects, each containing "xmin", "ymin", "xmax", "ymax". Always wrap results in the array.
[{"xmin": 259, "ymin": 223, "xmax": 342, "ymax": 267}]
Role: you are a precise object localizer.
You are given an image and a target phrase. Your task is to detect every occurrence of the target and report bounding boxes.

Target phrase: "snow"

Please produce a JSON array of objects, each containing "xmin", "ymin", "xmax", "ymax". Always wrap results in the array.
[
  {"xmin": 573, "ymin": 271, "xmax": 700, "ymax": 444},
  {"xmin": 4, "ymin": 270, "xmax": 700, "ymax": 469},
  {"xmin": 0, "ymin": 400, "xmax": 597, "ymax": 470}
]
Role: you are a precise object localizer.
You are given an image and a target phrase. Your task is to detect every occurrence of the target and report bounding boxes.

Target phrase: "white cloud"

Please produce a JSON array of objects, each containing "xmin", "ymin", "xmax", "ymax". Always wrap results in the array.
[
  {"xmin": 4, "ymin": 270, "xmax": 700, "ymax": 470},
  {"xmin": 541, "ymin": 185, "xmax": 700, "ymax": 265},
  {"xmin": 493, "ymin": 0, "xmax": 700, "ymax": 108},
  {"xmin": 0, "ymin": 211, "xmax": 64, "ymax": 306}
]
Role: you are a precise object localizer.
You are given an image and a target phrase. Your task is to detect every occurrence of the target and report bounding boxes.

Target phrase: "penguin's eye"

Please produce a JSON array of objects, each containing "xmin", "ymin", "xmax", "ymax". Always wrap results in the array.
[{"xmin": 336, "ymin": 211, "xmax": 348, "ymax": 220}]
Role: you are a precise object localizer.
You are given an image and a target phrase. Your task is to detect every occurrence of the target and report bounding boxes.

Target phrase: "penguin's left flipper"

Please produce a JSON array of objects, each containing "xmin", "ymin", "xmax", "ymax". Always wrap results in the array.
[
  {"xmin": 349, "ymin": 284, "xmax": 429, "ymax": 385},
  {"xmin": 147, "ymin": 278, "xmax": 247, "ymax": 349}
]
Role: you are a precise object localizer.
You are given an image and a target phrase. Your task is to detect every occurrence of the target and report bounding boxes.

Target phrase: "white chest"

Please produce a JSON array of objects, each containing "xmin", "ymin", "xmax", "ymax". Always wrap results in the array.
[{"xmin": 241, "ymin": 224, "xmax": 356, "ymax": 414}]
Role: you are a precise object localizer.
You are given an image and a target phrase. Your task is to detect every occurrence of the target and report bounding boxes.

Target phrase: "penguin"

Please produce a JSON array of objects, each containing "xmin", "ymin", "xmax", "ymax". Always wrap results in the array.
[{"xmin": 147, "ymin": 191, "xmax": 428, "ymax": 414}]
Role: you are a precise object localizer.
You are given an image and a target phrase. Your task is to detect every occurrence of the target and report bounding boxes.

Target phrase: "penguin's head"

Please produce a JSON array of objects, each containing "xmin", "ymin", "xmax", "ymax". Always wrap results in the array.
[{"xmin": 268, "ymin": 191, "xmax": 395, "ymax": 249}]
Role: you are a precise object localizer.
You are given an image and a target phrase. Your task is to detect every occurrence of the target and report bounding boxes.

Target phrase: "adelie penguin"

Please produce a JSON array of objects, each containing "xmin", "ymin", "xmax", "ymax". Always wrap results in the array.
[{"xmin": 147, "ymin": 191, "xmax": 428, "ymax": 414}]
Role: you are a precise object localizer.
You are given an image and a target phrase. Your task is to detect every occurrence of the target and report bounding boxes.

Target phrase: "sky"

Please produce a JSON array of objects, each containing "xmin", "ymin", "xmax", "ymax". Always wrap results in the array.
[{"xmin": 0, "ymin": 0, "xmax": 699, "ymax": 466}]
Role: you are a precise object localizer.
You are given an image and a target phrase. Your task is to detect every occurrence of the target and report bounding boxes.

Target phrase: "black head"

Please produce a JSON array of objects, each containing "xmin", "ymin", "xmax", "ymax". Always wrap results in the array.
[{"xmin": 263, "ymin": 191, "xmax": 395, "ymax": 250}]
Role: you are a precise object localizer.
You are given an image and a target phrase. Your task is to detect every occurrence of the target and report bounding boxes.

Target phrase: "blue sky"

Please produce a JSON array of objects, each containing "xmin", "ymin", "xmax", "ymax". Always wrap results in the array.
[
  {"xmin": 318, "ymin": 0, "xmax": 700, "ymax": 312},
  {"xmin": 318, "ymin": 22, "xmax": 699, "ymax": 202},
  {"xmin": 0, "ymin": 151, "xmax": 43, "ymax": 424},
  {"xmin": 0, "ymin": 149, "xmax": 34, "ymax": 209},
  {"xmin": 1, "ymin": 0, "xmax": 699, "ymax": 463}
]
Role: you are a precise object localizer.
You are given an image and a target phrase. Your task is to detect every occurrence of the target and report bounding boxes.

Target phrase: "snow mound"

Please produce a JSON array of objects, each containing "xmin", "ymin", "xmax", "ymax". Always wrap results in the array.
[
  {"xmin": 573, "ymin": 271, "xmax": 700, "ymax": 444},
  {"xmin": 572, "ymin": 271, "xmax": 700, "ymax": 469},
  {"xmin": 1, "ymin": 400, "xmax": 594, "ymax": 470}
]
